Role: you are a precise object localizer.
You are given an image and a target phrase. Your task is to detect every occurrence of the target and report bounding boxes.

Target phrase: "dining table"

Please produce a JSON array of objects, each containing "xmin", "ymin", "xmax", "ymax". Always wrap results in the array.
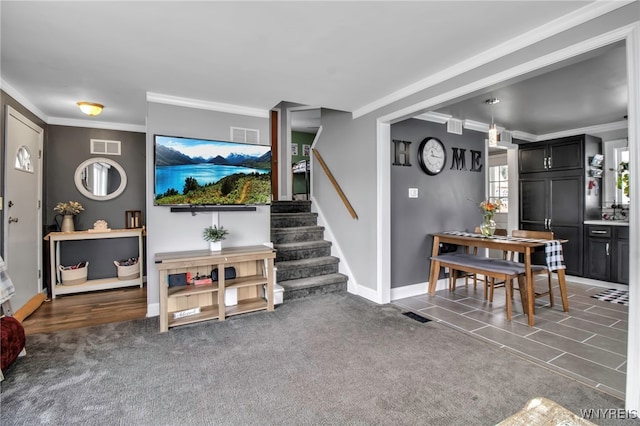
[{"xmin": 428, "ymin": 231, "xmax": 569, "ymax": 326}]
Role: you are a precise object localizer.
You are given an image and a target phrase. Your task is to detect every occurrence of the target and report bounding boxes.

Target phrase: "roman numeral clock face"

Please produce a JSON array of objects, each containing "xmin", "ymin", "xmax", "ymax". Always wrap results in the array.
[{"xmin": 418, "ymin": 137, "xmax": 446, "ymax": 175}]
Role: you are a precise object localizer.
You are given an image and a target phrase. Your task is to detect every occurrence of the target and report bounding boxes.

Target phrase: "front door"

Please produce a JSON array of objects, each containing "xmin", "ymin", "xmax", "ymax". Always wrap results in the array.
[{"xmin": 4, "ymin": 106, "xmax": 43, "ymax": 311}]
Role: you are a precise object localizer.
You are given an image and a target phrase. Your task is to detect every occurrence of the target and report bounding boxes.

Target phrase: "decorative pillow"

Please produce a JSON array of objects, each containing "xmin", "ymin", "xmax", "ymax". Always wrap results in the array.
[{"xmin": 1, "ymin": 316, "xmax": 26, "ymax": 372}]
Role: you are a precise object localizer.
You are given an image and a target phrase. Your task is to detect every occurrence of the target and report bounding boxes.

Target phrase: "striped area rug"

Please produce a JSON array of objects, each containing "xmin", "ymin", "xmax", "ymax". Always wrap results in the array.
[{"xmin": 591, "ymin": 288, "xmax": 629, "ymax": 306}]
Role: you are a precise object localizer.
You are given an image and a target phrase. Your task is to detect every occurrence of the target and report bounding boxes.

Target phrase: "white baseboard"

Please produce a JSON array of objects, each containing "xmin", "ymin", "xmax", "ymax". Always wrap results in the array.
[
  {"xmin": 350, "ymin": 283, "xmax": 381, "ymax": 303},
  {"xmin": 147, "ymin": 302, "xmax": 159, "ymax": 318},
  {"xmin": 390, "ymin": 279, "xmax": 449, "ymax": 301}
]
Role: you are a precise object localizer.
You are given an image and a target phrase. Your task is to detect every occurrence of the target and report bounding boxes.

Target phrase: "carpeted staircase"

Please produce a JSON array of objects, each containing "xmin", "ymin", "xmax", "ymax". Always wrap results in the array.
[{"xmin": 271, "ymin": 200, "xmax": 348, "ymax": 300}]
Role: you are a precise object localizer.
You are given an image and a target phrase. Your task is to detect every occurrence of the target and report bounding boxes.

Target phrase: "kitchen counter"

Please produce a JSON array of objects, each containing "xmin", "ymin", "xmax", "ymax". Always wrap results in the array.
[{"xmin": 584, "ymin": 220, "xmax": 629, "ymax": 226}]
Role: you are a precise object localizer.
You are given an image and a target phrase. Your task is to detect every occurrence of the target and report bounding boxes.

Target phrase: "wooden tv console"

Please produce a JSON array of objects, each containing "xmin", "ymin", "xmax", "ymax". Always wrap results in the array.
[{"xmin": 155, "ymin": 245, "xmax": 276, "ymax": 332}]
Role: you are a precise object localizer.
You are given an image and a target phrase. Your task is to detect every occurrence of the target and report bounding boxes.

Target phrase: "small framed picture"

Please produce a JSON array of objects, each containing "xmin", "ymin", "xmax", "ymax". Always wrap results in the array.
[
  {"xmin": 303, "ymin": 144, "xmax": 311, "ymax": 157},
  {"xmin": 291, "ymin": 144, "xmax": 298, "ymax": 156}
]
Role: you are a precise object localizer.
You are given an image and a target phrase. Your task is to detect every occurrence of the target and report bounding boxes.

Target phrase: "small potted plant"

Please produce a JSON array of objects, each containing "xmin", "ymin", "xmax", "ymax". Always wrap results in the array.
[
  {"xmin": 203, "ymin": 225, "xmax": 228, "ymax": 251},
  {"xmin": 54, "ymin": 201, "xmax": 84, "ymax": 232}
]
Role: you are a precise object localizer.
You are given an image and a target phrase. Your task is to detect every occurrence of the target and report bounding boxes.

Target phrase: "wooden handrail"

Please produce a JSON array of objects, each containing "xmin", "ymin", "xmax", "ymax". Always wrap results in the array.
[{"xmin": 312, "ymin": 148, "xmax": 358, "ymax": 220}]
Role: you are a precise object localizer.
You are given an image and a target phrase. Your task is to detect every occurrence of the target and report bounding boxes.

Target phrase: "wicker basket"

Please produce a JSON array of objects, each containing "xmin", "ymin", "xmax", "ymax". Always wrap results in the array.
[
  {"xmin": 113, "ymin": 260, "xmax": 140, "ymax": 281},
  {"xmin": 59, "ymin": 262, "xmax": 88, "ymax": 285}
]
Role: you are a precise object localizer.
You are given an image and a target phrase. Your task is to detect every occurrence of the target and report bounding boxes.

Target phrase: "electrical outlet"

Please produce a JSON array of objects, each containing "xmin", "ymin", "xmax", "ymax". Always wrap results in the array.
[{"xmin": 408, "ymin": 188, "xmax": 418, "ymax": 198}]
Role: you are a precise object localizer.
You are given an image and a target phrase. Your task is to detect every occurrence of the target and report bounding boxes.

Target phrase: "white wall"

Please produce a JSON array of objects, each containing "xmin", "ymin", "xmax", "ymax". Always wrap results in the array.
[
  {"xmin": 312, "ymin": 109, "xmax": 379, "ymax": 294},
  {"xmin": 145, "ymin": 102, "xmax": 270, "ymax": 314}
]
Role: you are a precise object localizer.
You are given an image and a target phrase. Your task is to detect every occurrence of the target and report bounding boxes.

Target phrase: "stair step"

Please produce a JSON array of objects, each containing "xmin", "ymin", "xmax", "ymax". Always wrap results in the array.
[
  {"xmin": 279, "ymin": 273, "xmax": 348, "ymax": 300},
  {"xmin": 271, "ymin": 212, "xmax": 318, "ymax": 228},
  {"xmin": 270, "ymin": 200, "xmax": 348, "ymax": 302},
  {"xmin": 271, "ymin": 226, "xmax": 325, "ymax": 244},
  {"xmin": 270, "ymin": 200, "xmax": 312, "ymax": 214},
  {"xmin": 274, "ymin": 240, "xmax": 332, "ymax": 261},
  {"xmin": 275, "ymin": 256, "xmax": 340, "ymax": 281}
]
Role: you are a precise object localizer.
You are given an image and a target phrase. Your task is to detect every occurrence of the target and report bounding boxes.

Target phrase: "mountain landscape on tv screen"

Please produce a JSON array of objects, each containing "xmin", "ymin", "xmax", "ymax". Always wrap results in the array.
[{"xmin": 155, "ymin": 144, "xmax": 272, "ymax": 206}]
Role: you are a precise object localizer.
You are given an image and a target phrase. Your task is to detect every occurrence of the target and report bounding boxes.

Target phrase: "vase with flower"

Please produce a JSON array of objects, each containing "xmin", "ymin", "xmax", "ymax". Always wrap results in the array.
[
  {"xmin": 479, "ymin": 199, "xmax": 501, "ymax": 237},
  {"xmin": 54, "ymin": 201, "xmax": 84, "ymax": 232}
]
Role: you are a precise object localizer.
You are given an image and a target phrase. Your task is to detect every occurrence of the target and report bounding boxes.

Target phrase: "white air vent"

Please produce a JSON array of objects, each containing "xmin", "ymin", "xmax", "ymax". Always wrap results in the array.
[
  {"xmin": 500, "ymin": 130, "xmax": 512, "ymax": 144},
  {"xmin": 447, "ymin": 119, "xmax": 463, "ymax": 135},
  {"xmin": 230, "ymin": 127, "xmax": 260, "ymax": 144},
  {"xmin": 91, "ymin": 139, "xmax": 121, "ymax": 155}
]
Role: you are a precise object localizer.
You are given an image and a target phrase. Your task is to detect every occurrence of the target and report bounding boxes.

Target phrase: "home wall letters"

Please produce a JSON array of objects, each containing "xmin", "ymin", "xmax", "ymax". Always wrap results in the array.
[
  {"xmin": 392, "ymin": 139, "xmax": 483, "ymax": 172},
  {"xmin": 450, "ymin": 148, "xmax": 483, "ymax": 172},
  {"xmin": 392, "ymin": 140, "xmax": 412, "ymax": 166}
]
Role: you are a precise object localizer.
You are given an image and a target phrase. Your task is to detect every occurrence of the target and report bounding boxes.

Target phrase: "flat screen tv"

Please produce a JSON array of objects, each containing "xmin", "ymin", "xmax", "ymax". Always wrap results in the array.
[{"xmin": 154, "ymin": 134, "xmax": 271, "ymax": 206}]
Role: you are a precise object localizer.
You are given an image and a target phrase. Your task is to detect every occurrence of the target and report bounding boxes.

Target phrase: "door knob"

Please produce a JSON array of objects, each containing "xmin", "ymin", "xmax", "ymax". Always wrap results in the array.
[
  {"xmin": 8, "ymin": 217, "xmax": 19, "ymax": 223},
  {"xmin": 8, "ymin": 200, "xmax": 14, "ymax": 207}
]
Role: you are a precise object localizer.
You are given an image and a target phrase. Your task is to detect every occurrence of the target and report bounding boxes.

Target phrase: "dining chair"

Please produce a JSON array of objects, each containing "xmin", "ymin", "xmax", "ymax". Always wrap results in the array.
[
  {"xmin": 510, "ymin": 229, "xmax": 555, "ymax": 309},
  {"xmin": 473, "ymin": 228, "xmax": 512, "ymax": 301},
  {"xmin": 449, "ymin": 228, "xmax": 508, "ymax": 293}
]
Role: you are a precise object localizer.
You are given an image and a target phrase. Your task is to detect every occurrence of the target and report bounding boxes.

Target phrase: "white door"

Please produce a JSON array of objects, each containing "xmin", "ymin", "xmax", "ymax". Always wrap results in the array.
[{"xmin": 4, "ymin": 106, "xmax": 43, "ymax": 311}]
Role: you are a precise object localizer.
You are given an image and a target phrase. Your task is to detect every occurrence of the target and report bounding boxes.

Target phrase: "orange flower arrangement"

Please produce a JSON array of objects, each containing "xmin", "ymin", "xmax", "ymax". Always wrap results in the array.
[{"xmin": 479, "ymin": 199, "xmax": 502, "ymax": 221}]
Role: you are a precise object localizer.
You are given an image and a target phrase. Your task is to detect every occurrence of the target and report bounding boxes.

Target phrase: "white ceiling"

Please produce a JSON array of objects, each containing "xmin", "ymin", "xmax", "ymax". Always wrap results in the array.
[{"xmin": 0, "ymin": 1, "xmax": 630, "ymax": 140}]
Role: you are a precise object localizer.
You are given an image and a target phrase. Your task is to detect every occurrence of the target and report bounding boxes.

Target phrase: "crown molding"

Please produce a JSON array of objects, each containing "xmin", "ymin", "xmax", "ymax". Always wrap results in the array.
[
  {"xmin": 147, "ymin": 92, "xmax": 269, "ymax": 118},
  {"xmin": 510, "ymin": 130, "xmax": 539, "ymax": 142},
  {"xmin": 462, "ymin": 120, "xmax": 487, "ymax": 133},
  {"xmin": 353, "ymin": 0, "xmax": 634, "ymax": 119},
  {"xmin": 47, "ymin": 117, "xmax": 146, "ymax": 133},
  {"xmin": 535, "ymin": 119, "xmax": 628, "ymax": 141},
  {"xmin": 1, "ymin": 79, "xmax": 48, "ymax": 123},
  {"xmin": 413, "ymin": 111, "xmax": 451, "ymax": 124},
  {"xmin": 411, "ymin": 113, "xmax": 626, "ymax": 144}
]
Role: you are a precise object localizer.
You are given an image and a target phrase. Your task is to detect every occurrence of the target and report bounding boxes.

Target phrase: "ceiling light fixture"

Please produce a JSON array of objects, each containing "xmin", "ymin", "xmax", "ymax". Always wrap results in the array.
[
  {"xmin": 485, "ymin": 98, "xmax": 500, "ymax": 147},
  {"xmin": 77, "ymin": 102, "xmax": 104, "ymax": 116}
]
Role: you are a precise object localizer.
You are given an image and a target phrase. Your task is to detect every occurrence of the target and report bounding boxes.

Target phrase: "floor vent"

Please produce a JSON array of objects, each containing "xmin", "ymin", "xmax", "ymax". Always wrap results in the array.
[{"xmin": 402, "ymin": 311, "xmax": 432, "ymax": 323}]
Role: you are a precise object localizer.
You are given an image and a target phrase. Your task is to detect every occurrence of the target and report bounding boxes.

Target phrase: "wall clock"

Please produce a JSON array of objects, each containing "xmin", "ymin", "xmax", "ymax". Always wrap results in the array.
[{"xmin": 418, "ymin": 137, "xmax": 446, "ymax": 175}]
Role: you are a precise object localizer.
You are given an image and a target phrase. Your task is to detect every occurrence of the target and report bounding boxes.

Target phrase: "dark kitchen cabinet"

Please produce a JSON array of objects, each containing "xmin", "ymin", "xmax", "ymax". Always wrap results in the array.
[
  {"xmin": 518, "ymin": 134, "xmax": 601, "ymax": 278},
  {"xmin": 519, "ymin": 137, "xmax": 583, "ymax": 174},
  {"xmin": 519, "ymin": 174, "xmax": 584, "ymax": 275},
  {"xmin": 584, "ymin": 225, "xmax": 629, "ymax": 284},
  {"xmin": 584, "ymin": 226, "xmax": 611, "ymax": 281}
]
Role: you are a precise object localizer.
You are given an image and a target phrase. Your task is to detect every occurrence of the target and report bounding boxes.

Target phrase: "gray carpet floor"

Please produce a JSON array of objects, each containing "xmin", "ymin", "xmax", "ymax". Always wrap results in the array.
[{"xmin": 0, "ymin": 293, "xmax": 630, "ymax": 425}]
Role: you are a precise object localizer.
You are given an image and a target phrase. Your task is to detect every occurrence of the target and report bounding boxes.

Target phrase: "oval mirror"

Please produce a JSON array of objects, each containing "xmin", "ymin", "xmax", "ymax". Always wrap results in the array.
[{"xmin": 74, "ymin": 157, "xmax": 127, "ymax": 201}]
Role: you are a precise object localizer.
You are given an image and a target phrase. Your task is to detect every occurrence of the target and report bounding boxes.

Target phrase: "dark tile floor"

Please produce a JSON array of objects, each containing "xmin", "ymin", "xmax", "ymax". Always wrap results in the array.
[{"xmin": 393, "ymin": 277, "xmax": 628, "ymax": 400}]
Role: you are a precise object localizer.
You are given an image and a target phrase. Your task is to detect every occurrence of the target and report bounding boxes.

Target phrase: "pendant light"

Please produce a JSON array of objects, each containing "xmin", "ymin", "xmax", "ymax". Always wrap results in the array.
[{"xmin": 485, "ymin": 98, "xmax": 500, "ymax": 147}]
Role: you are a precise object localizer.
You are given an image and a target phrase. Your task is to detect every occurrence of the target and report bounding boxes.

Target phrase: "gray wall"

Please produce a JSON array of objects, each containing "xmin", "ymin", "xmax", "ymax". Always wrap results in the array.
[
  {"xmin": 45, "ymin": 126, "xmax": 146, "ymax": 279},
  {"xmin": 390, "ymin": 119, "xmax": 485, "ymax": 288},
  {"xmin": 145, "ymin": 102, "xmax": 270, "ymax": 310}
]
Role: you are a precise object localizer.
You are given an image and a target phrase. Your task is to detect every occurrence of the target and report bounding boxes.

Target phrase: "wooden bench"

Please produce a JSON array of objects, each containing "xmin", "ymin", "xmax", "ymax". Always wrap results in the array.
[{"xmin": 430, "ymin": 253, "xmax": 530, "ymax": 320}]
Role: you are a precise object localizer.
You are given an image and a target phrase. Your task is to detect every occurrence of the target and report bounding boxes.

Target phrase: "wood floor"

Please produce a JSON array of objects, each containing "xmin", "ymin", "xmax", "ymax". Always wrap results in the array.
[{"xmin": 21, "ymin": 287, "xmax": 147, "ymax": 335}]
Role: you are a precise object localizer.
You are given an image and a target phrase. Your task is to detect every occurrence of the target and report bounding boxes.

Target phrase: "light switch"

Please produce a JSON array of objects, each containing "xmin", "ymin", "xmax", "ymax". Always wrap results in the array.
[{"xmin": 408, "ymin": 188, "xmax": 418, "ymax": 198}]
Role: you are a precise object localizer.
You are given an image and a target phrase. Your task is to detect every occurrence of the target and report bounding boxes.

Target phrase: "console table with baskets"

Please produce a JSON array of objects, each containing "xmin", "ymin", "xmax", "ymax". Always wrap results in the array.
[{"xmin": 44, "ymin": 228, "xmax": 144, "ymax": 298}]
